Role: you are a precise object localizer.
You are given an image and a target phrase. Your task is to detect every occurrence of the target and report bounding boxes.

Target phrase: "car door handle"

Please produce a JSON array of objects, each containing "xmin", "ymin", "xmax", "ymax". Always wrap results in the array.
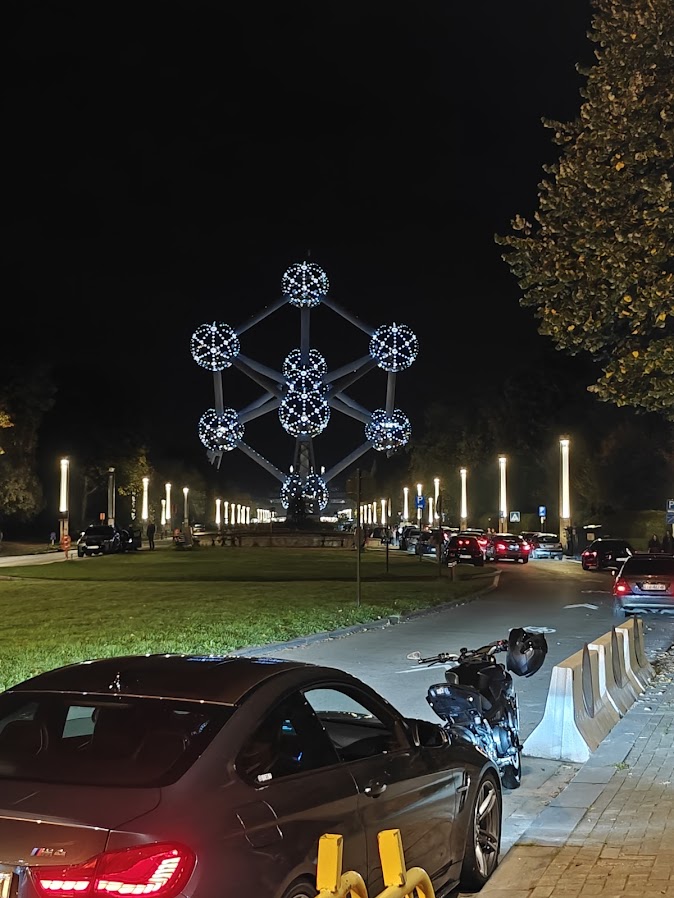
[{"xmin": 363, "ymin": 781, "xmax": 387, "ymax": 798}]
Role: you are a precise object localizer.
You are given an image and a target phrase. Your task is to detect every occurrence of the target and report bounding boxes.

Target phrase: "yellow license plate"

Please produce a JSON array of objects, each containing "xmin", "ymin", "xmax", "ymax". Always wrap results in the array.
[{"xmin": 0, "ymin": 872, "xmax": 12, "ymax": 898}]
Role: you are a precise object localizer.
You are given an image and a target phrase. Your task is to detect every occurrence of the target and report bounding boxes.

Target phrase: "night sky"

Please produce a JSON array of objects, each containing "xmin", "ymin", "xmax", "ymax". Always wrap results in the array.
[{"xmin": 4, "ymin": 1, "xmax": 598, "ymax": 495}]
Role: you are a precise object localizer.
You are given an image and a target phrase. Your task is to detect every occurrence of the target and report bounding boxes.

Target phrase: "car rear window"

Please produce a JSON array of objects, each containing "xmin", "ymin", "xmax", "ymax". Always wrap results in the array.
[
  {"xmin": 0, "ymin": 694, "xmax": 232, "ymax": 787},
  {"xmin": 84, "ymin": 526, "xmax": 115, "ymax": 536},
  {"xmin": 622, "ymin": 557, "xmax": 674, "ymax": 576},
  {"xmin": 538, "ymin": 535, "xmax": 560, "ymax": 544}
]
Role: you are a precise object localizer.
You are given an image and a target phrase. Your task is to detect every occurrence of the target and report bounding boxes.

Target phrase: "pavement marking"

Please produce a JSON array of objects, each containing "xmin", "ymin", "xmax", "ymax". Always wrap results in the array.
[{"xmin": 564, "ymin": 602, "xmax": 599, "ymax": 609}]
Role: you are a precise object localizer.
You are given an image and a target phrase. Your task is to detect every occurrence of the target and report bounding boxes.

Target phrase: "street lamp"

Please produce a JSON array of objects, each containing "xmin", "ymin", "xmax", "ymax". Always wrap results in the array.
[
  {"xmin": 160, "ymin": 498, "xmax": 167, "ymax": 529},
  {"xmin": 215, "ymin": 498, "xmax": 221, "ymax": 528},
  {"xmin": 183, "ymin": 487, "xmax": 189, "ymax": 524},
  {"xmin": 428, "ymin": 496, "xmax": 434, "ymax": 526},
  {"xmin": 560, "ymin": 437, "xmax": 571, "ymax": 553},
  {"xmin": 224, "ymin": 500, "xmax": 229, "ymax": 525},
  {"xmin": 416, "ymin": 482, "xmax": 423, "ymax": 524},
  {"xmin": 141, "ymin": 477, "xmax": 149, "ymax": 522},
  {"xmin": 460, "ymin": 467, "xmax": 468, "ymax": 530},
  {"xmin": 403, "ymin": 486, "xmax": 410, "ymax": 522},
  {"xmin": 498, "ymin": 456, "xmax": 507, "ymax": 533},
  {"xmin": 59, "ymin": 457, "xmax": 70, "ymax": 540},
  {"xmin": 165, "ymin": 483, "xmax": 172, "ymax": 530},
  {"xmin": 380, "ymin": 498, "xmax": 387, "ymax": 525}
]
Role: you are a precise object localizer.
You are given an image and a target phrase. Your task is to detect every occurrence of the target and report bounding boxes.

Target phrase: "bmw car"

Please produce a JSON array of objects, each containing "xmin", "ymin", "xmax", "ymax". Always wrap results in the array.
[{"xmin": 0, "ymin": 654, "xmax": 502, "ymax": 898}]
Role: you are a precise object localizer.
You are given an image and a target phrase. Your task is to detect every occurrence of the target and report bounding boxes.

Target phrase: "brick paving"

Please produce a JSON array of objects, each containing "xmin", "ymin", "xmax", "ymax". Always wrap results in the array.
[{"xmin": 479, "ymin": 662, "xmax": 674, "ymax": 898}]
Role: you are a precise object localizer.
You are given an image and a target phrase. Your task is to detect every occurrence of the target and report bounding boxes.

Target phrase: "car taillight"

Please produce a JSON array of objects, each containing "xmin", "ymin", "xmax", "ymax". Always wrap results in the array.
[
  {"xmin": 613, "ymin": 577, "xmax": 629, "ymax": 595},
  {"xmin": 583, "ymin": 550, "xmax": 597, "ymax": 558},
  {"xmin": 522, "ymin": 542, "xmax": 530, "ymax": 551},
  {"xmin": 478, "ymin": 538, "xmax": 488, "ymax": 548},
  {"xmin": 31, "ymin": 843, "xmax": 196, "ymax": 898},
  {"xmin": 496, "ymin": 542, "xmax": 506, "ymax": 551}
]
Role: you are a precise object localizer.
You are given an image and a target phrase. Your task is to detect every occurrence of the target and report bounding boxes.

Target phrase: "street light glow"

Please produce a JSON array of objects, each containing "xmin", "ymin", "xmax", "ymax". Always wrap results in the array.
[
  {"xmin": 59, "ymin": 458, "xmax": 69, "ymax": 514},
  {"xmin": 215, "ymin": 498, "xmax": 221, "ymax": 527},
  {"xmin": 498, "ymin": 456, "xmax": 507, "ymax": 530},
  {"xmin": 165, "ymin": 483, "xmax": 172, "ymax": 526},
  {"xmin": 141, "ymin": 477, "xmax": 149, "ymax": 521},
  {"xmin": 380, "ymin": 498, "xmax": 387, "ymax": 524},
  {"xmin": 160, "ymin": 498, "xmax": 167, "ymax": 527},
  {"xmin": 460, "ymin": 467, "xmax": 468, "ymax": 522},
  {"xmin": 403, "ymin": 486, "xmax": 409, "ymax": 522},
  {"xmin": 560, "ymin": 438, "xmax": 571, "ymax": 519},
  {"xmin": 183, "ymin": 486, "xmax": 189, "ymax": 522},
  {"xmin": 417, "ymin": 482, "xmax": 422, "ymax": 522}
]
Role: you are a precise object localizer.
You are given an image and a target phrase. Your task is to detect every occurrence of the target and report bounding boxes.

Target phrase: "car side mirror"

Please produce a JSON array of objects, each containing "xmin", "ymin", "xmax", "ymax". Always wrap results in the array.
[{"xmin": 408, "ymin": 717, "xmax": 447, "ymax": 747}]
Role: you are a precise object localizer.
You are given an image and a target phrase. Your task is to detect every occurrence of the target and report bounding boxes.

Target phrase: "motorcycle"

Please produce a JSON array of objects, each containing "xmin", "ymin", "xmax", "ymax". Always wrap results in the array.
[{"xmin": 406, "ymin": 627, "xmax": 548, "ymax": 789}]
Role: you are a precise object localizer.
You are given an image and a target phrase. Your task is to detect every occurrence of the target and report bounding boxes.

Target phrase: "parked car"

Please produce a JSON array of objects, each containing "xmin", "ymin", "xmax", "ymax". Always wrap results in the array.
[
  {"xmin": 612, "ymin": 553, "xmax": 674, "ymax": 615},
  {"xmin": 486, "ymin": 533, "xmax": 530, "ymax": 564},
  {"xmin": 446, "ymin": 534, "xmax": 485, "ymax": 566},
  {"xmin": 530, "ymin": 532, "xmax": 564, "ymax": 560},
  {"xmin": 76, "ymin": 524, "xmax": 122, "ymax": 557},
  {"xmin": 458, "ymin": 529, "xmax": 489, "ymax": 553},
  {"xmin": 406, "ymin": 529, "xmax": 429, "ymax": 554},
  {"xmin": 0, "ymin": 653, "xmax": 503, "ymax": 897},
  {"xmin": 581, "ymin": 538, "xmax": 634, "ymax": 571},
  {"xmin": 400, "ymin": 526, "xmax": 422, "ymax": 551}
]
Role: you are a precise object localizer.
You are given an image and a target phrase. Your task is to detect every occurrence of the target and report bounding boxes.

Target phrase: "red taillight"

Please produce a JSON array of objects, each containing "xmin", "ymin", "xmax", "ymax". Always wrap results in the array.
[
  {"xmin": 496, "ymin": 542, "xmax": 506, "ymax": 551},
  {"xmin": 478, "ymin": 537, "xmax": 488, "ymax": 548},
  {"xmin": 582, "ymin": 550, "xmax": 597, "ymax": 558},
  {"xmin": 522, "ymin": 542, "xmax": 530, "ymax": 551},
  {"xmin": 613, "ymin": 577, "xmax": 629, "ymax": 595},
  {"xmin": 31, "ymin": 843, "xmax": 196, "ymax": 898}
]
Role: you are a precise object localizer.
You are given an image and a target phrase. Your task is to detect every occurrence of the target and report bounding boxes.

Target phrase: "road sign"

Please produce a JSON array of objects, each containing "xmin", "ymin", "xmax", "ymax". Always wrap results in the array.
[
  {"xmin": 667, "ymin": 499, "xmax": 674, "ymax": 513},
  {"xmin": 415, "ymin": 495, "xmax": 425, "ymax": 510},
  {"xmin": 538, "ymin": 505, "xmax": 547, "ymax": 518},
  {"xmin": 667, "ymin": 512, "xmax": 674, "ymax": 525},
  {"xmin": 509, "ymin": 511, "xmax": 521, "ymax": 523}
]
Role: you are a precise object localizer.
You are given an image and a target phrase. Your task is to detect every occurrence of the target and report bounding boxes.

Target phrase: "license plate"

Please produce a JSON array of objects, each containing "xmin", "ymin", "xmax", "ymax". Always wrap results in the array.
[
  {"xmin": 644, "ymin": 583, "xmax": 667, "ymax": 591},
  {"xmin": 0, "ymin": 872, "xmax": 12, "ymax": 898},
  {"xmin": 459, "ymin": 554, "xmax": 472, "ymax": 559}
]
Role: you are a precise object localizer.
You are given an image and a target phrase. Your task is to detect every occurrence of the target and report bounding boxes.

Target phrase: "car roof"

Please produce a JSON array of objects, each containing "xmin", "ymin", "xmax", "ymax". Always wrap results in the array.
[
  {"xmin": 7, "ymin": 654, "xmax": 335, "ymax": 706},
  {"xmin": 593, "ymin": 538, "xmax": 631, "ymax": 546}
]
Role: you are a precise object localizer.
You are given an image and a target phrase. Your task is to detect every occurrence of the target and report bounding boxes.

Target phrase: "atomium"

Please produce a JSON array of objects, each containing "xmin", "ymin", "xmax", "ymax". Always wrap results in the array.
[
  {"xmin": 198, "ymin": 408, "xmax": 244, "ymax": 452},
  {"xmin": 369, "ymin": 323, "xmax": 418, "ymax": 373},
  {"xmin": 191, "ymin": 322, "xmax": 241, "ymax": 371},
  {"xmin": 192, "ymin": 261, "xmax": 418, "ymax": 513},
  {"xmin": 365, "ymin": 408, "xmax": 411, "ymax": 452},
  {"xmin": 279, "ymin": 389, "xmax": 330, "ymax": 437},
  {"xmin": 282, "ymin": 262, "xmax": 329, "ymax": 308},
  {"xmin": 280, "ymin": 473, "xmax": 304, "ymax": 509},
  {"xmin": 303, "ymin": 474, "xmax": 329, "ymax": 511}
]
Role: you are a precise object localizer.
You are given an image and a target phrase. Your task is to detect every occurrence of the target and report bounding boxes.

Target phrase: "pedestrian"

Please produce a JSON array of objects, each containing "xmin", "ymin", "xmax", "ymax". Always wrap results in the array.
[
  {"xmin": 49, "ymin": 530, "xmax": 56, "ymax": 546},
  {"xmin": 60, "ymin": 532, "xmax": 71, "ymax": 559},
  {"xmin": 648, "ymin": 533, "xmax": 661, "ymax": 553},
  {"xmin": 146, "ymin": 521, "xmax": 156, "ymax": 550},
  {"xmin": 662, "ymin": 531, "xmax": 673, "ymax": 554}
]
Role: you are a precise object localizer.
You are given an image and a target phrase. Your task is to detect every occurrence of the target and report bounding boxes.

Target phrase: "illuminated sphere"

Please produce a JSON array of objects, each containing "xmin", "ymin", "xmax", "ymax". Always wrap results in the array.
[
  {"xmin": 280, "ymin": 473, "xmax": 304, "ymax": 509},
  {"xmin": 279, "ymin": 389, "xmax": 330, "ymax": 437},
  {"xmin": 365, "ymin": 408, "xmax": 411, "ymax": 452},
  {"xmin": 198, "ymin": 408, "xmax": 243, "ymax": 452},
  {"xmin": 282, "ymin": 348, "xmax": 327, "ymax": 388},
  {"xmin": 191, "ymin": 322, "xmax": 240, "ymax": 371},
  {"xmin": 282, "ymin": 261, "xmax": 329, "ymax": 308},
  {"xmin": 369, "ymin": 322, "xmax": 418, "ymax": 373},
  {"xmin": 303, "ymin": 474, "xmax": 329, "ymax": 511}
]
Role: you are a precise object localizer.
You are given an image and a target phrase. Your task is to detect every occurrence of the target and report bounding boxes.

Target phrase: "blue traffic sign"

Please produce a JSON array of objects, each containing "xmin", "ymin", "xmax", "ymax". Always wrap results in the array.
[
  {"xmin": 667, "ymin": 512, "xmax": 674, "ymax": 525},
  {"xmin": 667, "ymin": 498, "xmax": 674, "ymax": 513},
  {"xmin": 415, "ymin": 495, "xmax": 425, "ymax": 510},
  {"xmin": 538, "ymin": 505, "xmax": 547, "ymax": 518}
]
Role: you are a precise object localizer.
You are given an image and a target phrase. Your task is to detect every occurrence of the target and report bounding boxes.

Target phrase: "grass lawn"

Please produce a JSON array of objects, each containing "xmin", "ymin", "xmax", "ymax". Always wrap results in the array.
[{"xmin": 0, "ymin": 543, "xmax": 495, "ymax": 689}]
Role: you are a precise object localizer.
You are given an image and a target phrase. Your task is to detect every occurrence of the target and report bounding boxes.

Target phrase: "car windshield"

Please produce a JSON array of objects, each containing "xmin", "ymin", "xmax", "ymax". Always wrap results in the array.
[
  {"xmin": 84, "ymin": 526, "xmax": 115, "ymax": 536},
  {"xmin": 622, "ymin": 558, "xmax": 674, "ymax": 575},
  {"xmin": 0, "ymin": 694, "xmax": 232, "ymax": 787}
]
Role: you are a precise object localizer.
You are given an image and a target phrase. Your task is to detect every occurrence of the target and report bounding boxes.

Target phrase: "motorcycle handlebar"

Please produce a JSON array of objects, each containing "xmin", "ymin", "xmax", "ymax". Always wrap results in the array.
[{"xmin": 407, "ymin": 639, "xmax": 509, "ymax": 665}]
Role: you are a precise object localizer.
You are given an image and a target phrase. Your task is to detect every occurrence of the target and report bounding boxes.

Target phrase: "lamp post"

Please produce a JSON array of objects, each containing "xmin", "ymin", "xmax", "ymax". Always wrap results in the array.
[
  {"xmin": 498, "ymin": 456, "xmax": 507, "ymax": 533},
  {"xmin": 160, "ymin": 498, "xmax": 167, "ymax": 532},
  {"xmin": 224, "ymin": 500, "xmax": 229, "ymax": 526},
  {"xmin": 560, "ymin": 437, "xmax": 571, "ymax": 554},
  {"xmin": 416, "ymin": 483, "xmax": 423, "ymax": 524},
  {"xmin": 403, "ymin": 486, "xmax": 410, "ymax": 523},
  {"xmin": 58, "ymin": 457, "xmax": 70, "ymax": 541},
  {"xmin": 165, "ymin": 483, "xmax": 172, "ymax": 532},
  {"xmin": 460, "ymin": 467, "xmax": 468, "ymax": 531},
  {"xmin": 183, "ymin": 487, "xmax": 189, "ymax": 525},
  {"xmin": 380, "ymin": 498, "xmax": 387, "ymax": 525},
  {"xmin": 428, "ymin": 496, "xmax": 434, "ymax": 526},
  {"xmin": 215, "ymin": 498, "xmax": 221, "ymax": 528},
  {"xmin": 107, "ymin": 467, "xmax": 116, "ymax": 526},
  {"xmin": 141, "ymin": 477, "xmax": 149, "ymax": 522},
  {"xmin": 434, "ymin": 478, "xmax": 440, "ymax": 522}
]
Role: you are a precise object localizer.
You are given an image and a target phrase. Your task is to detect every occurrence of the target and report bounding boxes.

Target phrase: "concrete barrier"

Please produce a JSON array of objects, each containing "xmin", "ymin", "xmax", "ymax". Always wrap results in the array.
[{"xmin": 524, "ymin": 618, "xmax": 654, "ymax": 763}]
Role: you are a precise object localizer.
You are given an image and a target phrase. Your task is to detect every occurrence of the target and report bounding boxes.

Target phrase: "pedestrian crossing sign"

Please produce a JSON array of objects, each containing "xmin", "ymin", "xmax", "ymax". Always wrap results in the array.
[{"xmin": 509, "ymin": 511, "xmax": 521, "ymax": 523}]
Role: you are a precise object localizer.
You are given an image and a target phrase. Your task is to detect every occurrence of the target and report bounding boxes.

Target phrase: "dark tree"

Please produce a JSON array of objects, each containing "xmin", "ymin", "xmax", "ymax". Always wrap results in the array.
[{"xmin": 496, "ymin": 0, "xmax": 674, "ymax": 418}]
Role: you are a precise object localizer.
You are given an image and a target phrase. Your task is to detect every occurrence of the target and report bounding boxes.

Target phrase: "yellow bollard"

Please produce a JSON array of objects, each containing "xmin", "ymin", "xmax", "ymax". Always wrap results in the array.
[
  {"xmin": 315, "ymin": 833, "xmax": 369, "ymax": 898},
  {"xmin": 375, "ymin": 829, "xmax": 435, "ymax": 898}
]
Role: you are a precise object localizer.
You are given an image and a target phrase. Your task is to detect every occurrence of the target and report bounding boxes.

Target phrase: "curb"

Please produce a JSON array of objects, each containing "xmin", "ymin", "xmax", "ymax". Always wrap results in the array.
[{"xmin": 235, "ymin": 570, "xmax": 501, "ymax": 657}]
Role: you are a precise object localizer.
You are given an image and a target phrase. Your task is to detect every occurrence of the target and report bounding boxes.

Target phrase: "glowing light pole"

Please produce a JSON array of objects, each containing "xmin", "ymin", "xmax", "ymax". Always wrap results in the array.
[
  {"xmin": 224, "ymin": 500, "xmax": 229, "ymax": 525},
  {"xmin": 215, "ymin": 498, "xmax": 222, "ymax": 528},
  {"xmin": 403, "ymin": 487, "xmax": 410, "ymax": 523},
  {"xmin": 165, "ymin": 483, "xmax": 172, "ymax": 531},
  {"xmin": 160, "ymin": 499, "xmax": 167, "ymax": 531},
  {"xmin": 460, "ymin": 467, "xmax": 468, "ymax": 530},
  {"xmin": 560, "ymin": 437, "xmax": 571, "ymax": 554},
  {"xmin": 58, "ymin": 457, "xmax": 70, "ymax": 541},
  {"xmin": 380, "ymin": 498, "xmax": 387, "ymax": 525},
  {"xmin": 141, "ymin": 477, "xmax": 149, "ymax": 522},
  {"xmin": 416, "ymin": 483, "xmax": 423, "ymax": 524},
  {"xmin": 498, "ymin": 456, "xmax": 507, "ymax": 533},
  {"xmin": 428, "ymin": 496, "xmax": 434, "ymax": 526},
  {"xmin": 433, "ymin": 478, "xmax": 440, "ymax": 521},
  {"xmin": 183, "ymin": 487, "xmax": 189, "ymax": 525}
]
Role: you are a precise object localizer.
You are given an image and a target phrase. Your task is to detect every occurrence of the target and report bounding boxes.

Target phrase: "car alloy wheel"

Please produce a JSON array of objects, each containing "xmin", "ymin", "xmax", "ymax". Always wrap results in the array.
[{"xmin": 460, "ymin": 771, "xmax": 501, "ymax": 891}]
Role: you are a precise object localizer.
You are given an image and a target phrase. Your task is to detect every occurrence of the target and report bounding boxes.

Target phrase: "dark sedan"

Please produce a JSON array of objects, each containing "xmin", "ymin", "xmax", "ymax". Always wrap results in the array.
[
  {"xmin": 76, "ymin": 525, "xmax": 122, "ymax": 557},
  {"xmin": 581, "ymin": 538, "xmax": 634, "ymax": 571},
  {"xmin": 0, "ymin": 654, "xmax": 502, "ymax": 898},
  {"xmin": 486, "ymin": 533, "xmax": 530, "ymax": 564},
  {"xmin": 613, "ymin": 553, "xmax": 674, "ymax": 615},
  {"xmin": 446, "ymin": 534, "xmax": 485, "ymax": 566}
]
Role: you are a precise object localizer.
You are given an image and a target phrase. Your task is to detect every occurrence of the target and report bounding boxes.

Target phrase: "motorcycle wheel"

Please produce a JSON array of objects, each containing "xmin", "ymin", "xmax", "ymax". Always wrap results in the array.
[
  {"xmin": 460, "ymin": 770, "xmax": 501, "ymax": 891},
  {"xmin": 501, "ymin": 746, "xmax": 522, "ymax": 789}
]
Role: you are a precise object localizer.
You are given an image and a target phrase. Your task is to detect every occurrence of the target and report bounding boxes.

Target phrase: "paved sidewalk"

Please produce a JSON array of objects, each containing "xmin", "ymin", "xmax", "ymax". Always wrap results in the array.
[{"xmin": 480, "ymin": 653, "xmax": 674, "ymax": 898}]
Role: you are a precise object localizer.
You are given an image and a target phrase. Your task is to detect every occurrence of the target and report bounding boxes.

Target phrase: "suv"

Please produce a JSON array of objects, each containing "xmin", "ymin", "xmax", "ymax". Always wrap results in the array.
[
  {"xmin": 77, "ymin": 525, "xmax": 122, "ymax": 557},
  {"xmin": 581, "ymin": 538, "xmax": 633, "ymax": 571},
  {"xmin": 446, "ymin": 535, "xmax": 485, "ymax": 567}
]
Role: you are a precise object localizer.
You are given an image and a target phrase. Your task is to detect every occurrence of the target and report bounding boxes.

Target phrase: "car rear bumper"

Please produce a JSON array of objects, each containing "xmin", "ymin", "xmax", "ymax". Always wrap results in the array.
[{"xmin": 617, "ymin": 596, "xmax": 674, "ymax": 613}]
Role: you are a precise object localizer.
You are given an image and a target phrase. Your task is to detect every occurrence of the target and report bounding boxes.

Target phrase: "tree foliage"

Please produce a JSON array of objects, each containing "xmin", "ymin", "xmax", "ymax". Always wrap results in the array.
[{"xmin": 496, "ymin": 0, "xmax": 674, "ymax": 418}]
